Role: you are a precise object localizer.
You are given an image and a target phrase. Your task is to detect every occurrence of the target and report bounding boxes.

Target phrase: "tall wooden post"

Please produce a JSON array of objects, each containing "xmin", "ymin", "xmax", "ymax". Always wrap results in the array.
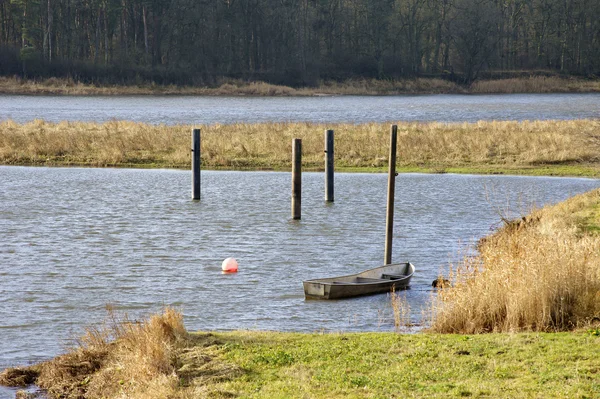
[
  {"xmin": 191, "ymin": 128, "xmax": 201, "ymax": 200},
  {"xmin": 324, "ymin": 129, "xmax": 334, "ymax": 202},
  {"xmin": 384, "ymin": 125, "xmax": 398, "ymax": 265},
  {"xmin": 292, "ymin": 138, "xmax": 302, "ymax": 220}
]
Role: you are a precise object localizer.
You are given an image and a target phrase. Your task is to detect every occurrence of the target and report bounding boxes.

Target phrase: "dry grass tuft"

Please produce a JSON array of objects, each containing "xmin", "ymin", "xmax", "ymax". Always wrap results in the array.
[
  {"xmin": 1, "ymin": 119, "xmax": 599, "ymax": 174},
  {"xmin": 0, "ymin": 308, "xmax": 246, "ymax": 399},
  {"xmin": 430, "ymin": 189, "xmax": 600, "ymax": 333},
  {"xmin": 0, "ymin": 367, "xmax": 39, "ymax": 387},
  {"xmin": 9, "ymin": 307, "xmax": 187, "ymax": 398}
]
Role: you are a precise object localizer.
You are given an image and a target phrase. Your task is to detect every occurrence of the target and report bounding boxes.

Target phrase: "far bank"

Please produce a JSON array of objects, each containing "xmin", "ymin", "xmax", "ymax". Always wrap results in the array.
[
  {"xmin": 1, "ymin": 119, "xmax": 599, "ymax": 178},
  {"xmin": 1, "ymin": 76, "xmax": 600, "ymax": 96}
]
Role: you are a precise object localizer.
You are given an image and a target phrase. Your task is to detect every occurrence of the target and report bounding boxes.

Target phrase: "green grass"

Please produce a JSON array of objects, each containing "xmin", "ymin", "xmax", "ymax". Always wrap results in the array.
[
  {"xmin": 4, "ymin": 309, "xmax": 600, "ymax": 398},
  {"xmin": 340, "ymin": 164, "xmax": 600, "ymax": 177},
  {"xmin": 442, "ymin": 164, "xmax": 600, "ymax": 178},
  {"xmin": 6, "ymin": 162, "xmax": 600, "ymax": 179},
  {"xmin": 574, "ymin": 202, "xmax": 600, "ymax": 235},
  {"xmin": 180, "ymin": 331, "xmax": 600, "ymax": 398}
]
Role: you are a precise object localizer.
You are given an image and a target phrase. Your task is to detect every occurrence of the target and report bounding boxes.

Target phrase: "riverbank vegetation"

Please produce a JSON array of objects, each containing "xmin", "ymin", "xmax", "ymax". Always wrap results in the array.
[
  {"xmin": 1, "ymin": 76, "xmax": 600, "ymax": 96},
  {"xmin": 0, "ymin": 76, "xmax": 459, "ymax": 96},
  {"xmin": 2, "ymin": 307, "xmax": 600, "ymax": 398},
  {"xmin": 430, "ymin": 188, "xmax": 600, "ymax": 333},
  {"xmin": 1, "ymin": 119, "xmax": 599, "ymax": 177}
]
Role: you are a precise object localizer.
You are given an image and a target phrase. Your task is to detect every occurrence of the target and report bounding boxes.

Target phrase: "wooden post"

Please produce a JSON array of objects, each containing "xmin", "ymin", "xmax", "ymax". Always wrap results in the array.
[
  {"xmin": 191, "ymin": 128, "xmax": 201, "ymax": 200},
  {"xmin": 384, "ymin": 125, "xmax": 398, "ymax": 265},
  {"xmin": 324, "ymin": 129, "xmax": 334, "ymax": 202},
  {"xmin": 292, "ymin": 138, "xmax": 302, "ymax": 220}
]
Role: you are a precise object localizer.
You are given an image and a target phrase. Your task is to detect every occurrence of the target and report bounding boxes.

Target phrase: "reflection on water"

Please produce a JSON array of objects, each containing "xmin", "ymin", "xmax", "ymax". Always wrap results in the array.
[
  {"xmin": 0, "ymin": 93, "xmax": 599, "ymax": 124},
  {"xmin": 0, "ymin": 166, "xmax": 598, "ymax": 371}
]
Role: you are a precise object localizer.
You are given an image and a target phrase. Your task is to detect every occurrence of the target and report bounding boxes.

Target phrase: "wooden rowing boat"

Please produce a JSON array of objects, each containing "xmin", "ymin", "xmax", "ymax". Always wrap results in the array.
[{"xmin": 303, "ymin": 262, "xmax": 414, "ymax": 300}]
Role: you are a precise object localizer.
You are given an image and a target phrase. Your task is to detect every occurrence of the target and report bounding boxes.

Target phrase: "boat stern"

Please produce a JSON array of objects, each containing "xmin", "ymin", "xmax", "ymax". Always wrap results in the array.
[{"xmin": 303, "ymin": 281, "xmax": 329, "ymax": 299}]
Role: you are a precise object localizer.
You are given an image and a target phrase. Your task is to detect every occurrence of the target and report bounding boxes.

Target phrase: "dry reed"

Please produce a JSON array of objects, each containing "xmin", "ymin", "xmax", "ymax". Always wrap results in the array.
[
  {"xmin": 32, "ymin": 307, "xmax": 186, "ymax": 399},
  {"xmin": 1, "ymin": 76, "xmax": 460, "ymax": 96},
  {"xmin": 470, "ymin": 76, "xmax": 600, "ymax": 93},
  {"xmin": 2, "ymin": 76, "xmax": 598, "ymax": 96},
  {"xmin": 0, "ymin": 307, "xmax": 247, "ymax": 399},
  {"xmin": 314, "ymin": 77, "xmax": 462, "ymax": 95},
  {"xmin": 430, "ymin": 189, "xmax": 600, "ymax": 333},
  {"xmin": 391, "ymin": 287, "xmax": 412, "ymax": 332},
  {"xmin": 1, "ymin": 119, "xmax": 599, "ymax": 174},
  {"xmin": 0, "ymin": 76, "xmax": 303, "ymax": 96}
]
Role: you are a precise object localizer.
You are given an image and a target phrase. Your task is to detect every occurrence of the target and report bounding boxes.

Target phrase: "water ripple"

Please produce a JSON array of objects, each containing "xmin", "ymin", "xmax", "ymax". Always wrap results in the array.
[
  {"xmin": 1, "ymin": 94, "xmax": 600, "ymax": 124},
  {"xmin": 0, "ymin": 166, "xmax": 598, "ymax": 369}
]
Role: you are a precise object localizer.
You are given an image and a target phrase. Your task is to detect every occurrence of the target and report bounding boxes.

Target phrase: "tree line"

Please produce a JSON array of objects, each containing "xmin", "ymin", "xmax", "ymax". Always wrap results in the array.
[{"xmin": 0, "ymin": 0, "xmax": 599, "ymax": 86}]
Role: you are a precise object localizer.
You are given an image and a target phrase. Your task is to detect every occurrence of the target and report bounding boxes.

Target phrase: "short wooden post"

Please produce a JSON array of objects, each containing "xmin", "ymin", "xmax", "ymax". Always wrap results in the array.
[
  {"xmin": 384, "ymin": 125, "xmax": 398, "ymax": 265},
  {"xmin": 324, "ymin": 129, "xmax": 334, "ymax": 202},
  {"xmin": 292, "ymin": 138, "xmax": 302, "ymax": 220},
  {"xmin": 191, "ymin": 128, "xmax": 201, "ymax": 200}
]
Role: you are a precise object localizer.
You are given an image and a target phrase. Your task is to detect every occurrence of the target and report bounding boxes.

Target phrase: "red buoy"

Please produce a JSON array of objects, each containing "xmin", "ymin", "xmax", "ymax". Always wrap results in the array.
[{"xmin": 221, "ymin": 257, "xmax": 238, "ymax": 273}]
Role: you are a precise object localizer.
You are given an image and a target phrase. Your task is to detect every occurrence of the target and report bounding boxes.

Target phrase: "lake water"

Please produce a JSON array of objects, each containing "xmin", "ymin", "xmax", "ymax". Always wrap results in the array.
[
  {"xmin": 1, "ymin": 93, "xmax": 599, "ymax": 124},
  {"xmin": 1, "ymin": 166, "xmax": 598, "ymax": 380}
]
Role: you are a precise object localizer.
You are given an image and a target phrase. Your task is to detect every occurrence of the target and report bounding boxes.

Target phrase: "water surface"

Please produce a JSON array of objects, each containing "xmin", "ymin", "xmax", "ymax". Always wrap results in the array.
[
  {"xmin": 1, "ymin": 166, "xmax": 598, "ymax": 377},
  {"xmin": 1, "ymin": 93, "xmax": 599, "ymax": 124}
]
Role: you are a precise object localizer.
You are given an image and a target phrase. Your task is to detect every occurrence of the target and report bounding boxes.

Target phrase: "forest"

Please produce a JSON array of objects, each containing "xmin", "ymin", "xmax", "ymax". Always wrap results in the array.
[{"xmin": 0, "ymin": 0, "xmax": 599, "ymax": 86}]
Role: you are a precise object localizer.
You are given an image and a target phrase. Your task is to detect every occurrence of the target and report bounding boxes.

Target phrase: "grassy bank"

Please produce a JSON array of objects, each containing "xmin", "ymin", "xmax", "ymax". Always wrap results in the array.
[
  {"xmin": 1, "ymin": 76, "xmax": 599, "ymax": 96},
  {"xmin": 1, "ymin": 119, "xmax": 600, "ymax": 177},
  {"xmin": 2, "ymin": 308, "xmax": 600, "ymax": 399},
  {"xmin": 431, "ymin": 188, "xmax": 600, "ymax": 333}
]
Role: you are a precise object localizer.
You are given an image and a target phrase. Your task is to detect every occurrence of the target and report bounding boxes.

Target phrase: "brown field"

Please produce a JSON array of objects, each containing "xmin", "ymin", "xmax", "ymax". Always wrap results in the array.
[
  {"xmin": 430, "ymin": 188, "xmax": 600, "ymax": 333},
  {"xmin": 1, "ymin": 75, "xmax": 599, "ymax": 96},
  {"xmin": 1, "ymin": 119, "xmax": 599, "ymax": 176}
]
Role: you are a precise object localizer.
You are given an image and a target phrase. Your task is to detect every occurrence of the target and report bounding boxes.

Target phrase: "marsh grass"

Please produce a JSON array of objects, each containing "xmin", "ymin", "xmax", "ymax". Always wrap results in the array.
[
  {"xmin": 1, "ymin": 76, "xmax": 599, "ymax": 96},
  {"xmin": 0, "ymin": 308, "xmax": 247, "ymax": 399},
  {"xmin": 1, "ymin": 119, "xmax": 599, "ymax": 176},
  {"xmin": 470, "ymin": 76, "xmax": 600, "ymax": 93},
  {"xmin": 315, "ymin": 77, "xmax": 462, "ymax": 94},
  {"xmin": 0, "ymin": 76, "xmax": 460, "ymax": 96},
  {"xmin": 0, "ymin": 76, "xmax": 303, "ymax": 96},
  {"xmin": 430, "ymin": 189, "xmax": 600, "ymax": 333},
  {"xmin": 1, "ymin": 307, "xmax": 188, "ymax": 399}
]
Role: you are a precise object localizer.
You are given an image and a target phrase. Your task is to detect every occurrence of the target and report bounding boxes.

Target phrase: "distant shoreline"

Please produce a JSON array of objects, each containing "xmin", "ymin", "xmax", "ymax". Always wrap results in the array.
[{"xmin": 1, "ymin": 76, "xmax": 599, "ymax": 96}]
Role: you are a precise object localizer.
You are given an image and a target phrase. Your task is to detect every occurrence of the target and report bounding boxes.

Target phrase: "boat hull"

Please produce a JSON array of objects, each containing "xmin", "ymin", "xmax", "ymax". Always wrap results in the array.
[{"xmin": 303, "ymin": 262, "xmax": 414, "ymax": 300}]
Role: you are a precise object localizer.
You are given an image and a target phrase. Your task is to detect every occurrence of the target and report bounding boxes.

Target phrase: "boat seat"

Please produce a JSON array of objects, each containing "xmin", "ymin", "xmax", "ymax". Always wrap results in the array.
[
  {"xmin": 355, "ymin": 277, "xmax": 390, "ymax": 283},
  {"xmin": 331, "ymin": 277, "xmax": 389, "ymax": 284},
  {"xmin": 381, "ymin": 274, "xmax": 405, "ymax": 280}
]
